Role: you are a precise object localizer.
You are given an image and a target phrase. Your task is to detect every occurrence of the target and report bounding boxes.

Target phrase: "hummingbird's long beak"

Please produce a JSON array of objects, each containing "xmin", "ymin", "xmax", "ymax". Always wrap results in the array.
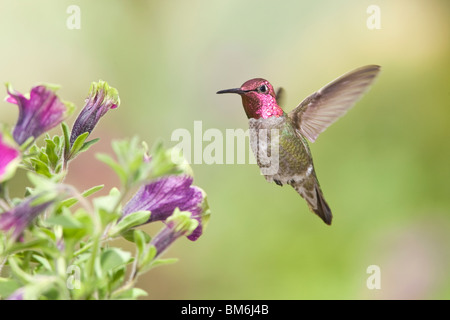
[{"xmin": 216, "ymin": 88, "xmax": 244, "ymax": 95}]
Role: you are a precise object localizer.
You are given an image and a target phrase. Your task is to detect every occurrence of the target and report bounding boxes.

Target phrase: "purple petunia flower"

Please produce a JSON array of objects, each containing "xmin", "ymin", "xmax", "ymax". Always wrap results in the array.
[
  {"xmin": 69, "ymin": 81, "xmax": 120, "ymax": 146},
  {"xmin": 6, "ymin": 84, "xmax": 68, "ymax": 145},
  {"xmin": 122, "ymin": 175, "xmax": 208, "ymax": 241},
  {"xmin": 0, "ymin": 196, "xmax": 53, "ymax": 242},
  {"xmin": 150, "ymin": 210, "xmax": 199, "ymax": 258},
  {"xmin": 0, "ymin": 133, "xmax": 20, "ymax": 183}
]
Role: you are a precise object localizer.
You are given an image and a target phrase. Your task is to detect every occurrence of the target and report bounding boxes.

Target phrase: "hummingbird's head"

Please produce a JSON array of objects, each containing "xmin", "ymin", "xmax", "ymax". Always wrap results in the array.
[{"xmin": 217, "ymin": 78, "xmax": 283, "ymax": 119}]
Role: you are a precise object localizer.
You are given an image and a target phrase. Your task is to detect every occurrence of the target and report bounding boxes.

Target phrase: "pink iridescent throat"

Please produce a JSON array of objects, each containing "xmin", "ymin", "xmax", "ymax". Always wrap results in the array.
[{"xmin": 241, "ymin": 92, "xmax": 283, "ymax": 119}]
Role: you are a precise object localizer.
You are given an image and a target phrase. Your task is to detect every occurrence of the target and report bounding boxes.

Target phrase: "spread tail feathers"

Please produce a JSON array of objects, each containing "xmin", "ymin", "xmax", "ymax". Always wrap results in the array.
[{"xmin": 292, "ymin": 181, "xmax": 332, "ymax": 225}]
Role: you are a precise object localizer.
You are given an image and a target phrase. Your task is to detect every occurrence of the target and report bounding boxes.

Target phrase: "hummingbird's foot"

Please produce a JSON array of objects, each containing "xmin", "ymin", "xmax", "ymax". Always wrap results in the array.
[{"xmin": 274, "ymin": 179, "xmax": 283, "ymax": 187}]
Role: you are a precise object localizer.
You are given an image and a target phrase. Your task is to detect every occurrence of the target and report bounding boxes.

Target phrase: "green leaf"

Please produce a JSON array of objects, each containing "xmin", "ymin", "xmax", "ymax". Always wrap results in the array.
[
  {"xmin": 148, "ymin": 140, "xmax": 191, "ymax": 180},
  {"xmin": 53, "ymin": 135, "xmax": 61, "ymax": 146},
  {"xmin": 98, "ymin": 209, "xmax": 121, "ymax": 228},
  {"xmin": 120, "ymin": 229, "xmax": 136, "ymax": 242},
  {"xmin": 75, "ymin": 251, "xmax": 92, "ymax": 264},
  {"xmin": 61, "ymin": 122, "xmax": 70, "ymax": 159},
  {"xmin": 30, "ymin": 191, "xmax": 58, "ymax": 206},
  {"xmin": 27, "ymin": 172, "xmax": 58, "ymax": 192},
  {"xmin": 46, "ymin": 211, "xmax": 83, "ymax": 229},
  {"xmin": 108, "ymin": 267, "xmax": 126, "ymax": 292},
  {"xmin": 111, "ymin": 137, "xmax": 135, "ymax": 165},
  {"xmin": 33, "ymin": 227, "xmax": 56, "ymax": 242},
  {"xmin": 105, "ymin": 137, "xmax": 155, "ymax": 188},
  {"xmin": 45, "ymin": 138, "xmax": 59, "ymax": 169},
  {"xmin": 32, "ymin": 254, "xmax": 53, "ymax": 272},
  {"xmin": 113, "ymin": 287, "xmax": 148, "ymax": 300},
  {"xmin": 100, "ymin": 248, "xmax": 132, "ymax": 273},
  {"xmin": 82, "ymin": 184, "xmax": 104, "ymax": 197},
  {"xmin": 79, "ymin": 138, "xmax": 100, "ymax": 154},
  {"xmin": 121, "ymin": 228, "xmax": 151, "ymax": 243},
  {"xmin": 134, "ymin": 230, "xmax": 146, "ymax": 254},
  {"xmin": 96, "ymin": 153, "xmax": 127, "ymax": 186},
  {"xmin": 30, "ymin": 158, "xmax": 52, "ymax": 177},
  {"xmin": 54, "ymin": 162, "xmax": 63, "ymax": 174},
  {"xmin": 133, "ymin": 229, "xmax": 150, "ymax": 262},
  {"xmin": 93, "ymin": 188, "xmax": 122, "ymax": 227},
  {"xmin": 68, "ymin": 132, "xmax": 89, "ymax": 159},
  {"xmin": 0, "ymin": 278, "xmax": 21, "ymax": 298},
  {"xmin": 38, "ymin": 150, "xmax": 49, "ymax": 166},
  {"xmin": 93, "ymin": 187, "xmax": 121, "ymax": 212},
  {"xmin": 108, "ymin": 210, "xmax": 151, "ymax": 237},
  {"xmin": 57, "ymin": 184, "xmax": 104, "ymax": 210},
  {"xmin": 135, "ymin": 229, "xmax": 151, "ymax": 245},
  {"xmin": 137, "ymin": 245, "xmax": 157, "ymax": 273},
  {"xmin": 28, "ymin": 144, "xmax": 39, "ymax": 155},
  {"xmin": 19, "ymin": 276, "xmax": 62, "ymax": 300},
  {"xmin": 61, "ymin": 208, "xmax": 92, "ymax": 243},
  {"xmin": 58, "ymin": 198, "xmax": 77, "ymax": 209},
  {"xmin": 150, "ymin": 258, "xmax": 178, "ymax": 268},
  {"xmin": 4, "ymin": 239, "xmax": 48, "ymax": 255}
]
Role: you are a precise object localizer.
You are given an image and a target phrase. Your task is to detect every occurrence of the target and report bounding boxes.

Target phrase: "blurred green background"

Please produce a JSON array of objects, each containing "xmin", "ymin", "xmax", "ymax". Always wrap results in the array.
[{"xmin": 1, "ymin": 0, "xmax": 449, "ymax": 299}]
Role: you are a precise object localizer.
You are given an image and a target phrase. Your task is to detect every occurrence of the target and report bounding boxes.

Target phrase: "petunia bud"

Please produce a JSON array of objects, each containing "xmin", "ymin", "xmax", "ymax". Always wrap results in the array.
[{"xmin": 69, "ymin": 80, "xmax": 120, "ymax": 146}]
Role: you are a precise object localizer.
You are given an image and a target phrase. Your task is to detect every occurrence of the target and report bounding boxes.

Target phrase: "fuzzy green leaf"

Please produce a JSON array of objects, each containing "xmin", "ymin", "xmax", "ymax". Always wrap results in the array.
[
  {"xmin": 82, "ymin": 184, "xmax": 104, "ymax": 197},
  {"xmin": 71, "ymin": 131, "xmax": 89, "ymax": 152},
  {"xmin": 0, "ymin": 278, "xmax": 21, "ymax": 298},
  {"xmin": 38, "ymin": 151, "xmax": 49, "ymax": 166},
  {"xmin": 30, "ymin": 158, "xmax": 52, "ymax": 177},
  {"xmin": 138, "ymin": 245, "xmax": 157, "ymax": 273},
  {"xmin": 45, "ymin": 139, "xmax": 57, "ymax": 165},
  {"xmin": 100, "ymin": 248, "xmax": 132, "ymax": 273},
  {"xmin": 32, "ymin": 254, "xmax": 53, "ymax": 272},
  {"xmin": 108, "ymin": 210, "xmax": 150, "ymax": 238},
  {"xmin": 4, "ymin": 239, "xmax": 48, "ymax": 255},
  {"xmin": 79, "ymin": 138, "xmax": 100, "ymax": 154},
  {"xmin": 27, "ymin": 172, "xmax": 59, "ymax": 192},
  {"xmin": 46, "ymin": 211, "xmax": 83, "ymax": 229},
  {"xmin": 133, "ymin": 229, "xmax": 150, "ymax": 262},
  {"xmin": 121, "ymin": 228, "xmax": 151, "ymax": 244},
  {"xmin": 30, "ymin": 191, "xmax": 58, "ymax": 206},
  {"xmin": 96, "ymin": 153, "xmax": 127, "ymax": 185},
  {"xmin": 61, "ymin": 122, "xmax": 71, "ymax": 159},
  {"xmin": 150, "ymin": 258, "xmax": 178, "ymax": 268},
  {"xmin": 113, "ymin": 287, "xmax": 148, "ymax": 300},
  {"xmin": 57, "ymin": 184, "xmax": 104, "ymax": 210}
]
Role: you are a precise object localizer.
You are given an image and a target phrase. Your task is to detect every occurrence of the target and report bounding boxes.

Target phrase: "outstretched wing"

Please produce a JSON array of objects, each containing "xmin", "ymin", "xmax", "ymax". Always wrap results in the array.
[{"xmin": 288, "ymin": 65, "xmax": 381, "ymax": 143}]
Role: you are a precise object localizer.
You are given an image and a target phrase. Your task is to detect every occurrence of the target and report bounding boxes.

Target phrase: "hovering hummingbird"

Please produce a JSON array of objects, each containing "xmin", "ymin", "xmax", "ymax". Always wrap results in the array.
[{"xmin": 217, "ymin": 65, "xmax": 380, "ymax": 225}]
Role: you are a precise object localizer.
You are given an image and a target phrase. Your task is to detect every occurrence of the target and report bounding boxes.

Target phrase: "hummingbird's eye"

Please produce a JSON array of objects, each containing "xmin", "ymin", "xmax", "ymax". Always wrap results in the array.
[{"xmin": 258, "ymin": 84, "xmax": 269, "ymax": 94}]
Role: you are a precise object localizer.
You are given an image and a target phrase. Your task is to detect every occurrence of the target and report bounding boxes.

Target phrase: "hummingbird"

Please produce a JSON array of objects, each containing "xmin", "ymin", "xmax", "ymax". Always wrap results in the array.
[{"xmin": 217, "ymin": 65, "xmax": 380, "ymax": 225}]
